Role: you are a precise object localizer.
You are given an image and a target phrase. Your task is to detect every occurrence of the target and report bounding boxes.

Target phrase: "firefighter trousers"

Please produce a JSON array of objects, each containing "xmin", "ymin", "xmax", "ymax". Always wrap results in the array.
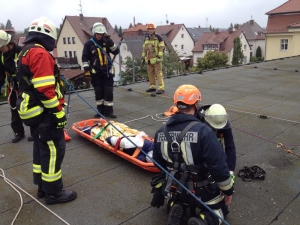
[
  {"xmin": 9, "ymin": 89, "xmax": 24, "ymax": 135},
  {"xmin": 31, "ymin": 116, "xmax": 65, "ymax": 194},
  {"xmin": 147, "ymin": 62, "xmax": 164, "ymax": 90}
]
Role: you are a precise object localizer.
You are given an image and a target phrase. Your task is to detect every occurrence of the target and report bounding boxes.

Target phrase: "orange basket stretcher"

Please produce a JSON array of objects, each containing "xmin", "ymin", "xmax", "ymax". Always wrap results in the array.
[{"xmin": 72, "ymin": 118, "xmax": 160, "ymax": 173}]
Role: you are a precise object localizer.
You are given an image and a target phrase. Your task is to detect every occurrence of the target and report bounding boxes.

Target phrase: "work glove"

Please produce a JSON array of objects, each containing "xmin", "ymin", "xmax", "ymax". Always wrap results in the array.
[
  {"xmin": 104, "ymin": 35, "xmax": 114, "ymax": 48},
  {"xmin": 150, "ymin": 183, "xmax": 165, "ymax": 208},
  {"xmin": 53, "ymin": 110, "xmax": 67, "ymax": 129},
  {"xmin": 156, "ymin": 57, "xmax": 163, "ymax": 63},
  {"xmin": 85, "ymin": 70, "xmax": 91, "ymax": 78}
]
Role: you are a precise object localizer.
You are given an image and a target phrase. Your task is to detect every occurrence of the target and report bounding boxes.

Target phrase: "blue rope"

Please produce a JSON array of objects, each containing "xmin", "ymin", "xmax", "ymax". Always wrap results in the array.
[
  {"xmin": 90, "ymin": 38, "xmax": 114, "ymax": 66},
  {"xmin": 61, "ymin": 75, "xmax": 230, "ymax": 225}
]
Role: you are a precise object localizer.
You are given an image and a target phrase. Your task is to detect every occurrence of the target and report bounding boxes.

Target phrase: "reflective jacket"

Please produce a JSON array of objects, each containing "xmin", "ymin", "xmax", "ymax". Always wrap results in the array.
[
  {"xmin": 0, "ymin": 43, "xmax": 22, "ymax": 93},
  {"xmin": 153, "ymin": 113, "xmax": 233, "ymax": 195},
  {"xmin": 16, "ymin": 43, "xmax": 65, "ymax": 126},
  {"xmin": 82, "ymin": 36, "xmax": 119, "ymax": 75},
  {"xmin": 142, "ymin": 33, "xmax": 165, "ymax": 64}
]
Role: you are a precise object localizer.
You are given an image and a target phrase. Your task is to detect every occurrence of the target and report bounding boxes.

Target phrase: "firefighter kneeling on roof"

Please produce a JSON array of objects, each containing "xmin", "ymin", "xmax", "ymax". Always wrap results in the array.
[{"xmin": 151, "ymin": 85, "xmax": 234, "ymax": 225}]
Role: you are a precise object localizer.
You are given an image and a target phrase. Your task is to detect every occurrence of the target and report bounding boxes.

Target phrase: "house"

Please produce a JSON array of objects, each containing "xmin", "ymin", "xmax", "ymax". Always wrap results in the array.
[
  {"xmin": 122, "ymin": 24, "xmax": 148, "ymax": 36},
  {"xmin": 192, "ymin": 29, "xmax": 251, "ymax": 66},
  {"xmin": 187, "ymin": 27, "xmax": 210, "ymax": 43},
  {"xmin": 265, "ymin": 0, "xmax": 300, "ymax": 60},
  {"xmin": 56, "ymin": 14, "xmax": 121, "ymax": 81},
  {"xmin": 239, "ymin": 20, "xmax": 265, "ymax": 59}
]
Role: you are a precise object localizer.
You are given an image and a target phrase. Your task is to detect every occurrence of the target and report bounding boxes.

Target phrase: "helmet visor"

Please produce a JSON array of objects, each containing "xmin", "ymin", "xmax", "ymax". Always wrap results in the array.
[{"xmin": 204, "ymin": 114, "xmax": 228, "ymax": 129}]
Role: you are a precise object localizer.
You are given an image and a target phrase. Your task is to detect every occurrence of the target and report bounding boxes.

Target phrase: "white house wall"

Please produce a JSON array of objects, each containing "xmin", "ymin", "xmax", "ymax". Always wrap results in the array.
[
  {"xmin": 240, "ymin": 32, "xmax": 251, "ymax": 64},
  {"xmin": 117, "ymin": 42, "xmax": 133, "ymax": 82},
  {"xmin": 249, "ymin": 40, "xmax": 265, "ymax": 58},
  {"xmin": 172, "ymin": 25, "xmax": 194, "ymax": 57}
]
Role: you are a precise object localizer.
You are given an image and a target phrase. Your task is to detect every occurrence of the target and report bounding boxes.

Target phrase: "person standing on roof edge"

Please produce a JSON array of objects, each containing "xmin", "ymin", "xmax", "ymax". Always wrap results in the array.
[
  {"xmin": 142, "ymin": 22, "xmax": 165, "ymax": 95},
  {"xmin": 82, "ymin": 22, "xmax": 120, "ymax": 119},
  {"xmin": 16, "ymin": 17, "xmax": 77, "ymax": 205},
  {"xmin": 0, "ymin": 30, "xmax": 33, "ymax": 143},
  {"xmin": 150, "ymin": 85, "xmax": 234, "ymax": 225}
]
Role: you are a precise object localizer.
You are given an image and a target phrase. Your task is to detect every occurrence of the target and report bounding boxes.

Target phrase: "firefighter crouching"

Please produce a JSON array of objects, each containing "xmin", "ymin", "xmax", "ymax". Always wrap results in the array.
[
  {"xmin": 142, "ymin": 22, "xmax": 165, "ymax": 95},
  {"xmin": 16, "ymin": 17, "xmax": 77, "ymax": 205},
  {"xmin": 0, "ymin": 30, "xmax": 33, "ymax": 143},
  {"xmin": 82, "ymin": 22, "xmax": 120, "ymax": 119},
  {"xmin": 151, "ymin": 85, "xmax": 234, "ymax": 225}
]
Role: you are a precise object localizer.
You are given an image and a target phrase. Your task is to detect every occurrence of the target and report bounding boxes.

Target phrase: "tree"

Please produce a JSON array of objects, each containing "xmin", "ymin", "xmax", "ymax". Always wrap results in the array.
[
  {"xmin": 231, "ymin": 37, "xmax": 244, "ymax": 65},
  {"xmin": 128, "ymin": 23, "xmax": 133, "ymax": 28},
  {"xmin": 0, "ymin": 23, "xmax": 4, "ymax": 29},
  {"xmin": 209, "ymin": 25, "xmax": 212, "ymax": 31},
  {"xmin": 121, "ymin": 57, "xmax": 148, "ymax": 84},
  {"xmin": 24, "ymin": 27, "xmax": 29, "ymax": 34},
  {"xmin": 118, "ymin": 26, "xmax": 123, "ymax": 38},
  {"xmin": 114, "ymin": 25, "xmax": 118, "ymax": 33},
  {"xmin": 256, "ymin": 46, "xmax": 262, "ymax": 58},
  {"xmin": 234, "ymin": 23, "xmax": 239, "ymax": 30},
  {"xmin": 5, "ymin": 19, "xmax": 13, "ymax": 29},
  {"xmin": 197, "ymin": 51, "xmax": 229, "ymax": 70},
  {"xmin": 230, "ymin": 23, "xmax": 233, "ymax": 28}
]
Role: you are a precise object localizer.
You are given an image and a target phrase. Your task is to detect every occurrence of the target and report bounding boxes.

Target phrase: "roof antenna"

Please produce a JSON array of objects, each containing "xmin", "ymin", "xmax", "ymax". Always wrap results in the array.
[
  {"xmin": 78, "ymin": 0, "xmax": 83, "ymax": 15},
  {"xmin": 166, "ymin": 14, "xmax": 169, "ymax": 24}
]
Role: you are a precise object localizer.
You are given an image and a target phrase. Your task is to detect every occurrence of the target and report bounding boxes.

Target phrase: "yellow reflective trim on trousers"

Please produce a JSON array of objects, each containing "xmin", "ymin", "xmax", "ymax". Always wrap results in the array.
[
  {"xmin": 33, "ymin": 164, "xmax": 41, "ymax": 173},
  {"xmin": 41, "ymin": 96, "xmax": 59, "ymax": 108},
  {"xmin": 47, "ymin": 140, "xmax": 56, "ymax": 175},
  {"xmin": 32, "ymin": 76, "xmax": 55, "ymax": 88},
  {"xmin": 42, "ymin": 169, "xmax": 62, "ymax": 182}
]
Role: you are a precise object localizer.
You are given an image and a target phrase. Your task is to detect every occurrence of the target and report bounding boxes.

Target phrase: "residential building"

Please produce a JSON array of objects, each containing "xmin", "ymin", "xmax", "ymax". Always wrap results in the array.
[
  {"xmin": 122, "ymin": 24, "xmax": 148, "ymax": 36},
  {"xmin": 265, "ymin": 0, "xmax": 300, "ymax": 60},
  {"xmin": 187, "ymin": 27, "xmax": 210, "ymax": 43},
  {"xmin": 239, "ymin": 20, "xmax": 265, "ymax": 59},
  {"xmin": 56, "ymin": 14, "xmax": 121, "ymax": 80},
  {"xmin": 192, "ymin": 29, "xmax": 251, "ymax": 66}
]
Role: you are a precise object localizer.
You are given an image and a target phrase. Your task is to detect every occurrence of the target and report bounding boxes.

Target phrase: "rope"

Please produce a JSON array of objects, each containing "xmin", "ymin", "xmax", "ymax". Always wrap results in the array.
[
  {"xmin": 0, "ymin": 167, "xmax": 70, "ymax": 225},
  {"xmin": 277, "ymin": 143, "xmax": 300, "ymax": 158},
  {"xmin": 60, "ymin": 75, "xmax": 230, "ymax": 225}
]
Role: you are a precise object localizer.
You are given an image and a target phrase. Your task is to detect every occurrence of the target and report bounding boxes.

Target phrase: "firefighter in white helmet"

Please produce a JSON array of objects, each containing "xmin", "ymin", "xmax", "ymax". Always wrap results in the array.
[
  {"xmin": 82, "ymin": 22, "xmax": 120, "ymax": 118},
  {"xmin": 0, "ymin": 30, "xmax": 34, "ymax": 143},
  {"xmin": 16, "ymin": 17, "xmax": 77, "ymax": 205}
]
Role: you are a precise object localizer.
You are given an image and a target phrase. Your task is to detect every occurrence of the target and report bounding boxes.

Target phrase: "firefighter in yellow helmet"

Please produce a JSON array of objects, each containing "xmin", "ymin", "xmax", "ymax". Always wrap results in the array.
[
  {"xmin": 142, "ymin": 23, "xmax": 165, "ymax": 94},
  {"xmin": 151, "ymin": 85, "xmax": 234, "ymax": 225}
]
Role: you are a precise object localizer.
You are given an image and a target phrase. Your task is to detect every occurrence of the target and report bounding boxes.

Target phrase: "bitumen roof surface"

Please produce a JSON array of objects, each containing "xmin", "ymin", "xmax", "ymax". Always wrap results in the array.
[{"xmin": 1, "ymin": 57, "xmax": 300, "ymax": 225}]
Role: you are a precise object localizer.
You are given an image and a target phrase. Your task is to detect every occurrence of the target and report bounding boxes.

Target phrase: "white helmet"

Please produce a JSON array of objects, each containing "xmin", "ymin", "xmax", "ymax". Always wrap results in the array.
[
  {"xmin": 92, "ymin": 22, "xmax": 107, "ymax": 34},
  {"xmin": 0, "ymin": 30, "xmax": 12, "ymax": 48},
  {"xmin": 204, "ymin": 104, "xmax": 228, "ymax": 129},
  {"xmin": 28, "ymin": 17, "xmax": 57, "ymax": 40}
]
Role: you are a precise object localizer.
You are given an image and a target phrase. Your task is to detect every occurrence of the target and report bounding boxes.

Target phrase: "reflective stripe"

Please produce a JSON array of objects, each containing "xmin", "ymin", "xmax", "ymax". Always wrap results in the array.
[
  {"xmin": 162, "ymin": 141, "xmax": 173, "ymax": 163},
  {"xmin": 32, "ymin": 76, "xmax": 55, "ymax": 88},
  {"xmin": 205, "ymin": 192, "xmax": 224, "ymax": 205},
  {"xmin": 96, "ymin": 100, "xmax": 104, "ymax": 105},
  {"xmin": 33, "ymin": 164, "xmax": 41, "ymax": 173},
  {"xmin": 161, "ymin": 140, "xmax": 194, "ymax": 165},
  {"xmin": 103, "ymin": 100, "xmax": 113, "ymax": 106},
  {"xmin": 42, "ymin": 169, "xmax": 62, "ymax": 182},
  {"xmin": 19, "ymin": 93, "xmax": 44, "ymax": 119},
  {"xmin": 110, "ymin": 44, "xmax": 117, "ymax": 52},
  {"xmin": 41, "ymin": 96, "xmax": 59, "ymax": 108},
  {"xmin": 82, "ymin": 62, "xmax": 89, "ymax": 67},
  {"xmin": 55, "ymin": 83, "xmax": 64, "ymax": 99},
  {"xmin": 97, "ymin": 47, "xmax": 107, "ymax": 66},
  {"xmin": 217, "ymin": 177, "xmax": 233, "ymax": 191}
]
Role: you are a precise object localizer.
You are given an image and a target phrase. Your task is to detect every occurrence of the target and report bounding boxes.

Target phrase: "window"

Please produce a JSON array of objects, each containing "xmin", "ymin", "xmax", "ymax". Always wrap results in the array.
[
  {"xmin": 63, "ymin": 38, "xmax": 66, "ymax": 44},
  {"xmin": 64, "ymin": 51, "xmax": 67, "ymax": 57},
  {"xmin": 181, "ymin": 34, "xmax": 184, "ymax": 38},
  {"xmin": 204, "ymin": 45, "xmax": 207, "ymax": 50},
  {"xmin": 68, "ymin": 37, "xmax": 71, "ymax": 44},
  {"xmin": 69, "ymin": 51, "xmax": 72, "ymax": 58},
  {"xmin": 244, "ymin": 45, "xmax": 246, "ymax": 50},
  {"xmin": 181, "ymin": 45, "xmax": 184, "ymax": 50},
  {"xmin": 73, "ymin": 51, "xmax": 77, "ymax": 57},
  {"xmin": 281, "ymin": 39, "xmax": 288, "ymax": 51},
  {"xmin": 72, "ymin": 37, "xmax": 76, "ymax": 44}
]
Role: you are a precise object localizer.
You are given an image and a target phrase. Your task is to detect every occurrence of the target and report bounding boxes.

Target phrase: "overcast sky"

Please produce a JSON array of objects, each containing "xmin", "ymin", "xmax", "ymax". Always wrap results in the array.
[{"xmin": 1, "ymin": 0, "xmax": 287, "ymax": 32}]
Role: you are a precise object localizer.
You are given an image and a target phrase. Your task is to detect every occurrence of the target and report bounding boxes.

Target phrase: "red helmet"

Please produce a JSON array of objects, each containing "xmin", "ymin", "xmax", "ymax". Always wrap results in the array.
[
  {"xmin": 174, "ymin": 85, "xmax": 201, "ymax": 105},
  {"xmin": 146, "ymin": 23, "xmax": 156, "ymax": 29}
]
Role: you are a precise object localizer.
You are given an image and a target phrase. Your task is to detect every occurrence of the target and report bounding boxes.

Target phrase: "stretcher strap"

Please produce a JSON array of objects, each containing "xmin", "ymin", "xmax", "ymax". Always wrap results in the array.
[
  {"xmin": 93, "ymin": 124, "xmax": 109, "ymax": 140},
  {"xmin": 113, "ymin": 137, "xmax": 123, "ymax": 152}
]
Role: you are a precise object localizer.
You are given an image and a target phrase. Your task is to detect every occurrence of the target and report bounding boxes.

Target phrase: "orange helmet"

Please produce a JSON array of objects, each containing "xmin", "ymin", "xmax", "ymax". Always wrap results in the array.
[
  {"xmin": 146, "ymin": 23, "xmax": 156, "ymax": 29},
  {"xmin": 174, "ymin": 85, "xmax": 201, "ymax": 105}
]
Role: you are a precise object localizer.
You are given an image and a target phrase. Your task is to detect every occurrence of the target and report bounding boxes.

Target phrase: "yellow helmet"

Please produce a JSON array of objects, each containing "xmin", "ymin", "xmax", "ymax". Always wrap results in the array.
[{"xmin": 204, "ymin": 104, "xmax": 228, "ymax": 129}]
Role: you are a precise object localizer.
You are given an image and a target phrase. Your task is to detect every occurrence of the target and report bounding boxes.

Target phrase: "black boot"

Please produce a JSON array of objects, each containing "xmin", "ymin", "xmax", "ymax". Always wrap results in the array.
[
  {"xmin": 167, "ymin": 203, "xmax": 184, "ymax": 225},
  {"xmin": 37, "ymin": 186, "xmax": 46, "ymax": 198},
  {"xmin": 94, "ymin": 105, "xmax": 104, "ymax": 118},
  {"xmin": 12, "ymin": 133, "xmax": 25, "ymax": 143},
  {"xmin": 104, "ymin": 106, "xmax": 117, "ymax": 118},
  {"xmin": 45, "ymin": 190, "xmax": 77, "ymax": 205},
  {"xmin": 28, "ymin": 136, "xmax": 34, "ymax": 142}
]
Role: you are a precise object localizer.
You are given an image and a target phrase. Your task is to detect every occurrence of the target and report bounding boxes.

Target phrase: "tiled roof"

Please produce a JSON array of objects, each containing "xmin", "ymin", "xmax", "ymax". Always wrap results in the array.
[
  {"xmin": 266, "ymin": 0, "xmax": 300, "ymax": 15},
  {"xmin": 61, "ymin": 14, "xmax": 120, "ymax": 45},
  {"xmin": 60, "ymin": 69, "xmax": 84, "ymax": 80},
  {"xmin": 187, "ymin": 27, "xmax": 211, "ymax": 42},
  {"xmin": 239, "ymin": 20, "xmax": 265, "ymax": 41},
  {"xmin": 123, "ymin": 25, "xmax": 147, "ymax": 33},
  {"xmin": 287, "ymin": 21, "xmax": 300, "ymax": 27},
  {"xmin": 155, "ymin": 24, "xmax": 185, "ymax": 42},
  {"xmin": 265, "ymin": 14, "xmax": 300, "ymax": 33},
  {"xmin": 192, "ymin": 30, "xmax": 242, "ymax": 53}
]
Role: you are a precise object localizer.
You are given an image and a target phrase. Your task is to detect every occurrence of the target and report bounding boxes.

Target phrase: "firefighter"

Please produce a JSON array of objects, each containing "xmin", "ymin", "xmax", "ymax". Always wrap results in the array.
[
  {"xmin": 16, "ymin": 17, "xmax": 77, "ymax": 205},
  {"xmin": 151, "ymin": 85, "xmax": 234, "ymax": 225},
  {"xmin": 198, "ymin": 104, "xmax": 237, "ymax": 175},
  {"xmin": 82, "ymin": 22, "xmax": 120, "ymax": 118},
  {"xmin": 0, "ymin": 30, "xmax": 33, "ymax": 143},
  {"xmin": 142, "ymin": 23, "xmax": 165, "ymax": 94}
]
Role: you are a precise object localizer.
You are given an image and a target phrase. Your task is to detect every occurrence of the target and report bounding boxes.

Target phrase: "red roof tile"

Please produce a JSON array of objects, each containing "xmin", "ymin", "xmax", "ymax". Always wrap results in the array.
[
  {"xmin": 265, "ymin": 14, "xmax": 300, "ymax": 33},
  {"xmin": 155, "ymin": 24, "xmax": 185, "ymax": 42},
  {"xmin": 60, "ymin": 69, "xmax": 84, "ymax": 80},
  {"xmin": 266, "ymin": 0, "xmax": 300, "ymax": 15}
]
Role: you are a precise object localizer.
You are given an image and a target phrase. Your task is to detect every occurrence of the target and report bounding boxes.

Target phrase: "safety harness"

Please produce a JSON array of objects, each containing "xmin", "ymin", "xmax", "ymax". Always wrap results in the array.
[{"xmin": 163, "ymin": 121, "xmax": 214, "ymax": 216}]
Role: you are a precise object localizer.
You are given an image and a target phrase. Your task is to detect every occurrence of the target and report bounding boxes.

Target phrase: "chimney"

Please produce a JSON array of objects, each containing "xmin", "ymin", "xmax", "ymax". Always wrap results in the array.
[
  {"xmin": 215, "ymin": 28, "xmax": 219, "ymax": 34},
  {"xmin": 102, "ymin": 18, "xmax": 108, "ymax": 30},
  {"xmin": 228, "ymin": 27, "xmax": 233, "ymax": 34},
  {"xmin": 250, "ymin": 19, "xmax": 254, "ymax": 25},
  {"xmin": 133, "ymin": 17, "xmax": 136, "ymax": 26},
  {"xmin": 170, "ymin": 22, "xmax": 174, "ymax": 25},
  {"xmin": 79, "ymin": 14, "xmax": 83, "ymax": 21}
]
